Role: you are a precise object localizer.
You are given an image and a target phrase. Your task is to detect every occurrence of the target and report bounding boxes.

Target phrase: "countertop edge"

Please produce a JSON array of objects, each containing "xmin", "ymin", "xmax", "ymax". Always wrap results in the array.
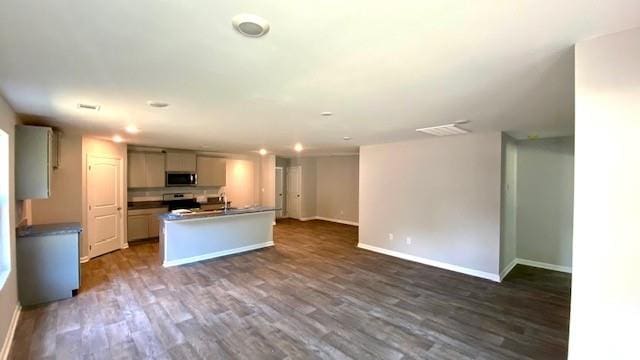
[{"xmin": 160, "ymin": 208, "xmax": 279, "ymax": 222}]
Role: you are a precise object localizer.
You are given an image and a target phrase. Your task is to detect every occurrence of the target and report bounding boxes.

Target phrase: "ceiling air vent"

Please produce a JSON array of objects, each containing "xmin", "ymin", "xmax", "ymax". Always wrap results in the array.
[{"xmin": 416, "ymin": 124, "xmax": 469, "ymax": 136}]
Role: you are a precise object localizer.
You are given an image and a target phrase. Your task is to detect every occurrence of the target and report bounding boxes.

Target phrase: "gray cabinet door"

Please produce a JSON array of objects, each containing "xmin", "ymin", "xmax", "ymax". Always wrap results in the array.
[
  {"xmin": 145, "ymin": 152, "xmax": 166, "ymax": 187},
  {"xmin": 166, "ymin": 152, "xmax": 196, "ymax": 172},
  {"xmin": 127, "ymin": 215, "xmax": 150, "ymax": 240},
  {"xmin": 15, "ymin": 125, "xmax": 52, "ymax": 200},
  {"xmin": 128, "ymin": 152, "xmax": 147, "ymax": 188},
  {"xmin": 197, "ymin": 157, "xmax": 226, "ymax": 187}
]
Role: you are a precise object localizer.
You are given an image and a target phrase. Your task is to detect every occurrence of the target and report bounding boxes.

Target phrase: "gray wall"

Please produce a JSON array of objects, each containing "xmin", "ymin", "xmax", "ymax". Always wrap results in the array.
[
  {"xmin": 570, "ymin": 27, "xmax": 640, "ymax": 359},
  {"xmin": 359, "ymin": 132, "xmax": 503, "ymax": 277},
  {"xmin": 315, "ymin": 155, "xmax": 359, "ymax": 223},
  {"xmin": 0, "ymin": 96, "xmax": 19, "ymax": 354},
  {"xmin": 275, "ymin": 156, "xmax": 290, "ymax": 168},
  {"xmin": 500, "ymin": 134, "xmax": 518, "ymax": 274},
  {"xmin": 31, "ymin": 132, "xmax": 82, "ymax": 225},
  {"xmin": 516, "ymin": 137, "xmax": 574, "ymax": 268}
]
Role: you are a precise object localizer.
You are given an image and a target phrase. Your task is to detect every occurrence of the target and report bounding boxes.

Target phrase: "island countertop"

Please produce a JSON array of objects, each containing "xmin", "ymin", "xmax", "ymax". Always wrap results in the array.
[{"xmin": 159, "ymin": 206, "xmax": 278, "ymax": 221}]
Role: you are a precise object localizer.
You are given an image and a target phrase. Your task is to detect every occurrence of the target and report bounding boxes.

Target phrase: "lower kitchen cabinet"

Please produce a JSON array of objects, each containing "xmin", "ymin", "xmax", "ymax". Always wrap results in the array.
[
  {"xmin": 16, "ymin": 223, "xmax": 82, "ymax": 306},
  {"xmin": 127, "ymin": 207, "xmax": 167, "ymax": 241},
  {"xmin": 127, "ymin": 214, "xmax": 150, "ymax": 240}
]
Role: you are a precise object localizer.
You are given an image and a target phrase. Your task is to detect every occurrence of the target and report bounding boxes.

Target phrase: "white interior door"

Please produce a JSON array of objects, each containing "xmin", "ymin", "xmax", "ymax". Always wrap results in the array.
[
  {"xmin": 275, "ymin": 167, "xmax": 284, "ymax": 218},
  {"xmin": 88, "ymin": 155, "xmax": 123, "ymax": 258},
  {"xmin": 286, "ymin": 166, "xmax": 301, "ymax": 219}
]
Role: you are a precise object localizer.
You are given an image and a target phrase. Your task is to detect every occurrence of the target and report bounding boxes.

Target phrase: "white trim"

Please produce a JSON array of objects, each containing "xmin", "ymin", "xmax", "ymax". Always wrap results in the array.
[
  {"xmin": 516, "ymin": 258, "xmax": 572, "ymax": 273},
  {"xmin": 296, "ymin": 216, "xmax": 359, "ymax": 226},
  {"xmin": 0, "ymin": 304, "xmax": 21, "ymax": 360},
  {"xmin": 80, "ymin": 256, "xmax": 90, "ymax": 263},
  {"xmin": 499, "ymin": 258, "xmax": 519, "ymax": 281},
  {"xmin": 163, "ymin": 241, "xmax": 274, "ymax": 267},
  {"xmin": 121, "ymin": 243, "xmax": 129, "ymax": 249},
  {"xmin": 499, "ymin": 258, "xmax": 572, "ymax": 280},
  {"xmin": 313, "ymin": 216, "xmax": 359, "ymax": 226},
  {"xmin": 357, "ymin": 243, "xmax": 500, "ymax": 282}
]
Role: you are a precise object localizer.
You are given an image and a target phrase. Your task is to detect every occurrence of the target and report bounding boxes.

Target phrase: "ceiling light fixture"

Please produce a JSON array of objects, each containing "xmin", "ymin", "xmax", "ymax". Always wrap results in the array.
[
  {"xmin": 77, "ymin": 103, "xmax": 100, "ymax": 111},
  {"xmin": 147, "ymin": 100, "xmax": 169, "ymax": 108},
  {"xmin": 125, "ymin": 125, "xmax": 140, "ymax": 134},
  {"xmin": 343, "ymin": 136, "xmax": 352, "ymax": 141},
  {"xmin": 232, "ymin": 14, "xmax": 270, "ymax": 37},
  {"xmin": 259, "ymin": 148, "xmax": 268, "ymax": 156},
  {"xmin": 294, "ymin": 143, "xmax": 303, "ymax": 152},
  {"xmin": 112, "ymin": 135, "xmax": 124, "ymax": 143},
  {"xmin": 320, "ymin": 112, "xmax": 333, "ymax": 116}
]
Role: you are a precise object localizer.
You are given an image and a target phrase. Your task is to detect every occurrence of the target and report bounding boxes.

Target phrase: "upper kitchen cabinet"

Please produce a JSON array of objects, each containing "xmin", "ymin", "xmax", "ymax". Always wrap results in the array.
[
  {"xmin": 15, "ymin": 125, "xmax": 53, "ymax": 200},
  {"xmin": 196, "ymin": 156, "xmax": 226, "ymax": 187},
  {"xmin": 128, "ymin": 151, "xmax": 166, "ymax": 188},
  {"xmin": 165, "ymin": 151, "xmax": 196, "ymax": 172}
]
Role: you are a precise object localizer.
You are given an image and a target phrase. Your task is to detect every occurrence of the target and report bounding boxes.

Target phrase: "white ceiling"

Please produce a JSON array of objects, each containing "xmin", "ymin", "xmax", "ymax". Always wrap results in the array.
[{"xmin": 1, "ymin": 1, "xmax": 639, "ymax": 156}]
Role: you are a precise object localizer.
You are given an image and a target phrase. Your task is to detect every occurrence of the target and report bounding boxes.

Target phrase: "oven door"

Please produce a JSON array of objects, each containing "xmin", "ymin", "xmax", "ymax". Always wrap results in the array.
[{"xmin": 166, "ymin": 172, "xmax": 197, "ymax": 187}]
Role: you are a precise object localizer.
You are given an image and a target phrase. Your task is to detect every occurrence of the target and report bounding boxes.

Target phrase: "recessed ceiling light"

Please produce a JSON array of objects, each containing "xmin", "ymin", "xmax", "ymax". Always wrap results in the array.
[
  {"xmin": 77, "ymin": 103, "xmax": 100, "ymax": 111},
  {"xmin": 259, "ymin": 148, "xmax": 268, "ymax": 156},
  {"xmin": 232, "ymin": 14, "xmax": 270, "ymax": 37},
  {"xmin": 320, "ymin": 112, "xmax": 333, "ymax": 116},
  {"xmin": 294, "ymin": 143, "xmax": 303, "ymax": 152},
  {"xmin": 147, "ymin": 100, "xmax": 169, "ymax": 108},
  {"xmin": 112, "ymin": 135, "xmax": 123, "ymax": 143},
  {"xmin": 125, "ymin": 125, "xmax": 140, "ymax": 134},
  {"xmin": 343, "ymin": 136, "xmax": 352, "ymax": 141}
]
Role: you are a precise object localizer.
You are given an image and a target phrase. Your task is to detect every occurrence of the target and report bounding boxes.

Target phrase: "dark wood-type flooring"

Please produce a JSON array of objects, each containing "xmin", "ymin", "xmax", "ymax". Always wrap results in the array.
[{"xmin": 9, "ymin": 219, "xmax": 571, "ymax": 359}]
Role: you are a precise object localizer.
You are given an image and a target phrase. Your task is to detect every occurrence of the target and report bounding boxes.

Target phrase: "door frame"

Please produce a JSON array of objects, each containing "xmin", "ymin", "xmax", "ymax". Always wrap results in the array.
[
  {"xmin": 286, "ymin": 166, "xmax": 302, "ymax": 219},
  {"xmin": 275, "ymin": 166, "xmax": 285, "ymax": 218},
  {"xmin": 83, "ymin": 152, "xmax": 126, "ymax": 260}
]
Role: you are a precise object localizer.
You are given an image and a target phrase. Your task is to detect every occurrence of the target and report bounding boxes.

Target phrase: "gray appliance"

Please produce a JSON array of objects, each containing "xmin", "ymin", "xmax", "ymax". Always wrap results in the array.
[
  {"xmin": 16, "ymin": 223, "xmax": 82, "ymax": 306},
  {"xmin": 163, "ymin": 193, "xmax": 201, "ymax": 211},
  {"xmin": 166, "ymin": 171, "xmax": 197, "ymax": 187}
]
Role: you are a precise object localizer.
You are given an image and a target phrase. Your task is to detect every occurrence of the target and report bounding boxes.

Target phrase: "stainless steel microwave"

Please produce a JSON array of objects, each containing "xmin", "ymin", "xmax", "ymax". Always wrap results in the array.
[{"xmin": 166, "ymin": 172, "xmax": 197, "ymax": 187}]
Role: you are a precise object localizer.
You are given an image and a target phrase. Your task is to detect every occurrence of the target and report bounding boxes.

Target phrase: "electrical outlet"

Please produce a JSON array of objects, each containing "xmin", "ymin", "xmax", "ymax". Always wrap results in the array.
[
  {"xmin": 406, "ymin": 237, "xmax": 412, "ymax": 245},
  {"xmin": 388, "ymin": 233, "xmax": 394, "ymax": 241}
]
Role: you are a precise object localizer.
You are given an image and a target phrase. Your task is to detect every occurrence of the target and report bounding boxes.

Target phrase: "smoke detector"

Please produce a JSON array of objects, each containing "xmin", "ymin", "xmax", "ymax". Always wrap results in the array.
[
  {"xmin": 232, "ymin": 14, "xmax": 270, "ymax": 37},
  {"xmin": 416, "ymin": 124, "xmax": 470, "ymax": 136}
]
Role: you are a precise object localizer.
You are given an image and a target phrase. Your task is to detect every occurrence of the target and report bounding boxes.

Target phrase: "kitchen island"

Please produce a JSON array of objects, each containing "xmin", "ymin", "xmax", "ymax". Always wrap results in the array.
[{"xmin": 158, "ymin": 207, "xmax": 277, "ymax": 267}]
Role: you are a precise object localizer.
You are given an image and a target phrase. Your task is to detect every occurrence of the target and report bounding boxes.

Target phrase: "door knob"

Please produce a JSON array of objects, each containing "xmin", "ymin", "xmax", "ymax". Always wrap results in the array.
[{"xmin": 117, "ymin": 207, "xmax": 122, "ymax": 211}]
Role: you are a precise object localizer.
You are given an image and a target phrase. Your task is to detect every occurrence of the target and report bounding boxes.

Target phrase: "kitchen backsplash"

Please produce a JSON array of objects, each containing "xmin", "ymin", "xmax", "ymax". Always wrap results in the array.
[{"xmin": 128, "ymin": 187, "xmax": 223, "ymax": 202}]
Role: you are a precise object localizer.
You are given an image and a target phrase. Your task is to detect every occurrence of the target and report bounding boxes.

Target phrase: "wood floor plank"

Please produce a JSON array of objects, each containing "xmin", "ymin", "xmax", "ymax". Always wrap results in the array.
[{"xmin": 8, "ymin": 219, "xmax": 570, "ymax": 359}]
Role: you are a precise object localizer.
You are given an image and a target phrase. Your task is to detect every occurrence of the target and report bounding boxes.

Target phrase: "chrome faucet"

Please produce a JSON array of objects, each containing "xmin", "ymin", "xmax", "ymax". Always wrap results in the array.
[{"xmin": 219, "ymin": 192, "xmax": 228, "ymax": 212}]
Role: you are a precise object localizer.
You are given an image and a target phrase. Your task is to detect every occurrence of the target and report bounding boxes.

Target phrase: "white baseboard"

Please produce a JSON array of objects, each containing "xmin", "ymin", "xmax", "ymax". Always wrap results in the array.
[
  {"xmin": 163, "ymin": 241, "xmax": 274, "ymax": 267},
  {"xmin": 80, "ymin": 256, "xmax": 90, "ymax": 264},
  {"xmin": 357, "ymin": 243, "xmax": 500, "ymax": 282},
  {"xmin": 499, "ymin": 258, "xmax": 572, "ymax": 280},
  {"xmin": 314, "ymin": 216, "xmax": 359, "ymax": 226},
  {"xmin": 298, "ymin": 216, "xmax": 359, "ymax": 226},
  {"xmin": 500, "ymin": 258, "xmax": 519, "ymax": 281},
  {"xmin": 121, "ymin": 243, "xmax": 129, "ymax": 249},
  {"xmin": 516, "ymin": 258, "xmax": 572, "ymax": 273},
  {"xmin": 0, "ymin": 303, "xmax": 21, "ymax": 360}
]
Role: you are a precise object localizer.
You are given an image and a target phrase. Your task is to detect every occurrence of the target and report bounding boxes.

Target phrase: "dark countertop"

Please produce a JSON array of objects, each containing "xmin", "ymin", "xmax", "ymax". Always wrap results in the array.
[
  {"xmin": 128, "ymin": 197, "xmax": 228, "ymax": 210},
  {"xmin": 127, "ymin": 201, "xmax": 167, "ymax": 210},
  {"xmin": 17, "ymin": 222, "xmax": 82, "ymax": 237},
  {"xmin": 159, "ymin": 207, "xmax": 278, "ymax": 221}
]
